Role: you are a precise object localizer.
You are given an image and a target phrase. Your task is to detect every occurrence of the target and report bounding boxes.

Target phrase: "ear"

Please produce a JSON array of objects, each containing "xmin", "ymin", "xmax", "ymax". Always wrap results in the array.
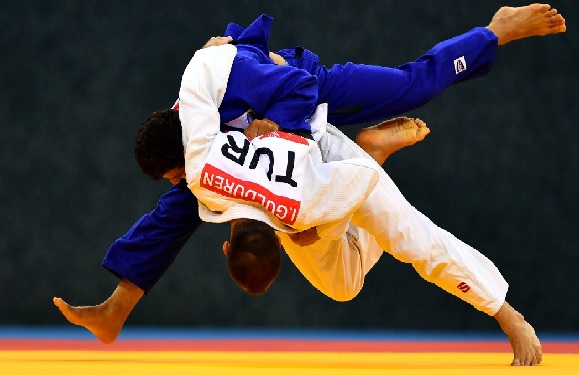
[{"xmin": 222, "ymin": 240, "xmax": 231, "ymax": 257}]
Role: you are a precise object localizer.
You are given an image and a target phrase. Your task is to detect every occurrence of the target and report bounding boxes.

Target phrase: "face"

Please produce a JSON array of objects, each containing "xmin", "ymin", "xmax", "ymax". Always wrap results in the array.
[{"xmin": 162, "ymin": 166, "xmax": 186, "ymax": 185}]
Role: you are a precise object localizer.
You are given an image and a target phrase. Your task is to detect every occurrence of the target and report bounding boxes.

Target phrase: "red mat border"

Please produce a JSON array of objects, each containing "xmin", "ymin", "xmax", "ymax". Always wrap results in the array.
[{"xmin": 1, "ymin": 339, "xmax": 578, "ymax": 353}]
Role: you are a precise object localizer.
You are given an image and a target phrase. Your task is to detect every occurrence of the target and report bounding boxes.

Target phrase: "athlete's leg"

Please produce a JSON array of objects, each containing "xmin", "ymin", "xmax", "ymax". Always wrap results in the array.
[
  {"xmin": 320, "ymin": 123, "xmax": 541, "ymax": 366},
  {"xmin": 316, "ymin": 4, "xmax": 565, "ymax": 127}
]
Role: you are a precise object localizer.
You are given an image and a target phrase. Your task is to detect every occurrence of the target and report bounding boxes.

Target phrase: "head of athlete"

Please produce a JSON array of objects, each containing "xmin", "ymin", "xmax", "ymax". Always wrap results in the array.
[
  {"xmin": 134, "ymin": 108, "xmax": 186, "ymax": 184},
  {"xmin": 223, "ymin": 219, "xmax": 282, "ymax": 295}
]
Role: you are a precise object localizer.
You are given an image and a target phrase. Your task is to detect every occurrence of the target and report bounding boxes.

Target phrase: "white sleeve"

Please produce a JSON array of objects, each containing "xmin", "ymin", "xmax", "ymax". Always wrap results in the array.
[{"xmin": 179, "ymin": 45, "xmax": 237, "ymax": 186}]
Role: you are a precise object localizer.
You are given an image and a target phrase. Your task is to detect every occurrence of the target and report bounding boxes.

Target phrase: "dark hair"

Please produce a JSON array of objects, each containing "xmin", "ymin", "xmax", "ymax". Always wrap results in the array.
[
  {"xmin": 228, "ymin": 220, "xmax": 281, "ymax": 295},
  {"xmin": 134, "ymin": 109, "xmax": 184, "ymax": 180}
]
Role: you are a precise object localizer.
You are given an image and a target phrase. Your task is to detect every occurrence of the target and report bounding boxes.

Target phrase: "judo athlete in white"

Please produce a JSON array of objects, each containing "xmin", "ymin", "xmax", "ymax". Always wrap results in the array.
[{"xmin": 173, "ymin": 44, "xmax": 538, "ymax": 361}]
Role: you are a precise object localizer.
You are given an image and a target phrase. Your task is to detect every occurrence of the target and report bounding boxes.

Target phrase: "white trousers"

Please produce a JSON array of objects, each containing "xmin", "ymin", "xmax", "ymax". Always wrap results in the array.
[{"xmin": 280, "ymin": 124, "xmax": 507, "ymax": 316}]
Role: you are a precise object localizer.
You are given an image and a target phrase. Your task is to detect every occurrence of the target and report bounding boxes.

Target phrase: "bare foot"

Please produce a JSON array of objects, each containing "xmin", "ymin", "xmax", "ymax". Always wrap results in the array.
[
  {"xmin": 53, "ymin": 297, "xmax": 126, "ymax": 344},
  {"xmin": 355, "ymin": 117, "xmax": 430, "ymax": 165},
  {"xmin": 53, "ymin": 279, "xmax": 144, "ymax": 344},
  {"xmin": 487, "ymin": 3, "xmax": 566, "ymax": 45},
  {"xmin": 494, "ymin": 301, "xmax": 542, "ymax": 366}
]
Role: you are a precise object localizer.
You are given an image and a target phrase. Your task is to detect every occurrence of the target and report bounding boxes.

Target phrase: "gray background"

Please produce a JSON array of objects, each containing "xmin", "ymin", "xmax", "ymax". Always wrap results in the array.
[{"xmin": 1, "ymin": 0, "xmax": 578, "ymax": 334}]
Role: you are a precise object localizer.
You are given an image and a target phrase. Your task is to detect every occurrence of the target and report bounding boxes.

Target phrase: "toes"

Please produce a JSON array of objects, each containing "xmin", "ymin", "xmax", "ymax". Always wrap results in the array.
[
  {"xmin": 511, "ymin": 358, "xmax": 528, "ymax": 366},
  {"xmin": 511, "ymin": 353, "xmax": 542, "ymax": 366},
  {"xmin": 53, "ymin": 297, "xmax": 66, "ymax": 308},
  {"xmin": 415, "ymin": 128, "xmax": 430, "ymax": 142}
]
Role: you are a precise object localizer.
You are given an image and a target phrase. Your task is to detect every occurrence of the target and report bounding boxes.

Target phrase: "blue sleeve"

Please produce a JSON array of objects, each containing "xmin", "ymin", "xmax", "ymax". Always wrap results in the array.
[
  {"xmin": 313, "ymin": 27, "xmax": 499, "ymax": 126},
  {"xmin": 102, "ymin": 180, "xmax": 201, "ymax": 294},
  {"xmin": 220, "ymin": 54, "xmax": 319, "ymax": 131}
]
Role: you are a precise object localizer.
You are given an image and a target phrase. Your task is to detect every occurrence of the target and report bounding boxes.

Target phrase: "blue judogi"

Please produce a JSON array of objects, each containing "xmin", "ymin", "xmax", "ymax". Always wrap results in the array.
[{"xmin": 103, "ymin": 15, "xmax": 498, "ymax": 293}]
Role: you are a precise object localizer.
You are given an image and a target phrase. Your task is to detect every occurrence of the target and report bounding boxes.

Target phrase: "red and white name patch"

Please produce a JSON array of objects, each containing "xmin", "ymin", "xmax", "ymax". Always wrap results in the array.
[{"xmin": 200, "ymin": 131, "xmax": 314, "ymax": 225}]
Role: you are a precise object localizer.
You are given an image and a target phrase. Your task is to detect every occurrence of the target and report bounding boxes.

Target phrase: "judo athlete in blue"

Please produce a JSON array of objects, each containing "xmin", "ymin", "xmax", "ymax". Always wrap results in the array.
[
  {"xmin": 103, "ymin": 15, "xmax": 501, "ymax": 293},
  {"xmin": 54, "ymin": 3, "xmax": 566, "ymax": 366}
]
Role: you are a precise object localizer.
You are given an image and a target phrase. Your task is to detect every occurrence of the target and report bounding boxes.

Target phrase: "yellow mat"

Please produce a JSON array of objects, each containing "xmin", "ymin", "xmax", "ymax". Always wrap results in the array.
[{"xmin": 1, "ymin": 351, "xmax": 578, "ymax": 375}]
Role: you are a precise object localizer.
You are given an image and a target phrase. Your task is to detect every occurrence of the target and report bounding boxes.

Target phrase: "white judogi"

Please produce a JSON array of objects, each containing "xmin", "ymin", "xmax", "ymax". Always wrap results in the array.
[{"xmin": 179, "ymin": 45, "xmax": 508, "ymax": 316}]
